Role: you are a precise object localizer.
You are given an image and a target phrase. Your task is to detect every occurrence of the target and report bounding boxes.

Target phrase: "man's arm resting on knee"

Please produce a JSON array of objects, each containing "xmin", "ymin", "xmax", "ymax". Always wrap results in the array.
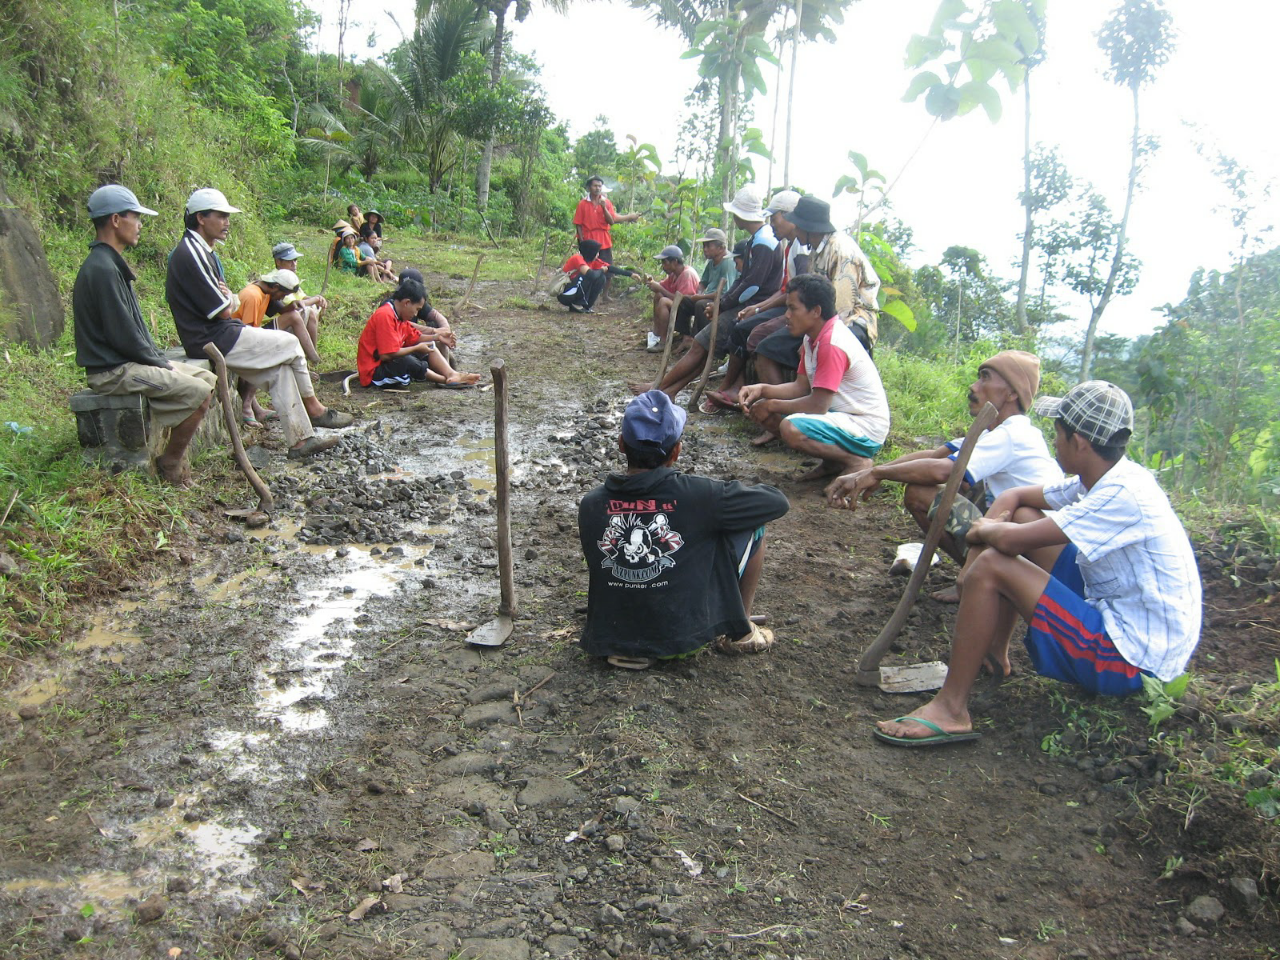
[
  {"xmin": 968, "ymin": 487, "xmax": 1063, "ymax": 556},
  {"xmin": 863, "ymin": 447, "xmax": 956, "ymax": 487}
]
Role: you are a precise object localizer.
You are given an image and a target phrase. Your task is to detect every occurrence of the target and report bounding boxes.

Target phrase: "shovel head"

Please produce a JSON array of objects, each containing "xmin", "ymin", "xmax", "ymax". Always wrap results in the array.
[
  {"xmin": 877, "ymin": 660, "xmax": 949, "ymax": 694},
  {"xmin": 467, "ymin": 614, "xmax": 513, "ymax": 648}
]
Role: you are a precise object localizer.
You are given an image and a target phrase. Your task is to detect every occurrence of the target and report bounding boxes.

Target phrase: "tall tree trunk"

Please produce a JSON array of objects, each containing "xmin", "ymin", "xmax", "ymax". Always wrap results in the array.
[
  {"xmin": 1080, "ymin": 83, "xmax": 1139, "ymax": 381},
  {"xmin": 782, "ymin": 0, "xmax": 802, "ymax": 188},
  {"xmin": 475, "ymin": 2, "xmax": 507, "ymax": 211},
  {"xmin": 1014, "ymin": 70, "xmax": 1032, "ymax": 334},
  {"xmin": 716, "ymin": 59, "xmax": 737, "ymax": 231}
]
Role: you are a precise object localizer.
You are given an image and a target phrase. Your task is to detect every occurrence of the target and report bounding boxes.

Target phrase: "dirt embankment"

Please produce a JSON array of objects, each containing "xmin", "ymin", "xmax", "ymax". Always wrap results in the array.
[{"xmin": 2, "ymin": 274, "xmax": 1277, "ymax": 959}]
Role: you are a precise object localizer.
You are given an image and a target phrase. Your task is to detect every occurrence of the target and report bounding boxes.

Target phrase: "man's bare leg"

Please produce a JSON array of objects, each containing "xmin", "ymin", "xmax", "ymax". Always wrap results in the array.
[
  {"xmin": 425, "ymin": 346, "xmax": 481, "ymax": 385},
  {"xmin": 278, "ymin": 310, "xmax": 321, "ymax": 366},
  {"xmin": 155, "ymin": 396, "xmax": 211, "ymax": 487},
  {"xmin": 876, "ymin": 550, "xmax": 1050, "ymax": 739},
  {"xmin": 739, "ymin": 537, "xmax": 766, "ymax": 614},
  {"xmin": 630, "ymin": 341, "xmax": 707, "ymax": 399},
  {"xmin": 776, "ymin": 419, "xmax": 871, "ymax": 481},
  {"xmin": 652, "ymin": 295, "xmax": 672, "ymax": 340},
  {"xmin": 748, "ymin": 356, "xmax": 790, "ymax": 445}
]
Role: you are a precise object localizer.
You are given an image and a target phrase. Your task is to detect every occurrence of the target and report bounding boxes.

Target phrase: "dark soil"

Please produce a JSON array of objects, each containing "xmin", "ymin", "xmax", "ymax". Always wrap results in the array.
[{"xmin": 2, "ymin": 271, "xmax": 1278, "ymax": 960}]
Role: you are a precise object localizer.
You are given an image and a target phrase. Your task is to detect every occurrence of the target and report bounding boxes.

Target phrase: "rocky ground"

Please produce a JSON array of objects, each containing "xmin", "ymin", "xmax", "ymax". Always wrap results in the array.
[{"xmin": 1, "ymin": 269, "xmax": 1277, "ymax": 959}]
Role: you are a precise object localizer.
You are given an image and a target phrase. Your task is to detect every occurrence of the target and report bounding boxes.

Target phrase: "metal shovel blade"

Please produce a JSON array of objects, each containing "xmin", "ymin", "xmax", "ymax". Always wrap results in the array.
[
  {"xmin": 467, "ymin": 614, "xmax": 513, "ymax": 648},
  {"xmin": 877, "ymin": 661, "xmax": 949, "ymax": 694}
]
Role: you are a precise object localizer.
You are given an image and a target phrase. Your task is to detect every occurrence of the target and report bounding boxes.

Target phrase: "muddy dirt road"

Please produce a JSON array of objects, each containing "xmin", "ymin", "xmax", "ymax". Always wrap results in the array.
[{"xmin": 3, "ymin": 272, "xmax": 1277, "ymax": 959}]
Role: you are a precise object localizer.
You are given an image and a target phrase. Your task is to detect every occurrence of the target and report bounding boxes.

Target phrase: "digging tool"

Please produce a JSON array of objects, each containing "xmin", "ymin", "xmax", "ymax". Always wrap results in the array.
[
  {"xmin": 653, "ymin": 291, "xmax": 683, "ymax": 384},
  {"xmin": 456, "ymin": 253, "xmax": 485, "ymax": 314},
  {"xmin": 855, "ymin": 401, "xmax": 998, "ymax": 692},
  {"xmin": 204, "ymin": 343, "xmax": 273, "ymax": 521},
  {"xmin": 687, "ymin": 278, "xmax": 727, "ymax": 412},
  {"xmin": 468, "ymin": 359, "xmax": 517, "ymax": 647}
]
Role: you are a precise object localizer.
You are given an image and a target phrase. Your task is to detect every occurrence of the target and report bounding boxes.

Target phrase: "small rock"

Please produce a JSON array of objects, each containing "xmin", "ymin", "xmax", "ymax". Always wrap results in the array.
[
  {"xmin": 283, "ymin": 943, "xmax": 303, "ymax": 960},
  {"xmin": 0, "ymin": 552, "xmax": 18, "ymax": 576},
  {"xmin": 225, "ymin": 530, "xmax": 245, "ymax": 544},
  {"xmin": 600, "ymin": 903, "xmax": 625, "ymax": 925},
  {"xmin": 135, "ymin": 896, "xmax": 166, "ymax": 924},
  {"xmin": 17, "ymin": 704, "xmax": 38, "ymax": 721},
  {"xmin": 367, "ymin": 780, "xmax": 388, "ymax": 795},
  {"xmin": 1176, "ymin": 917, "xmax": 1199, "ymax": 937},
  {"xmin": 166, "ymin": 877, "xmax": 192, "ymax": 895},
  {"xmin": 524, "ymin": 548, "xmax": 539, "ymax": 561},
  {"xmin": 1228, "ymin": 877, "xmax": 1260, "ymax": 910},
  {"xmin": 604, "ymin": 835, "xmax": 625, "ymax": 852},
  {"xmin": 1185, "ymin": 895, "xmax": 1224, "ymax": 925}
]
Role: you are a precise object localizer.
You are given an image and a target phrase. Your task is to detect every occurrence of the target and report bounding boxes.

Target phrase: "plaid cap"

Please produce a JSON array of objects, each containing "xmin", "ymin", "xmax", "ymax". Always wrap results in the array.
[{"xmin": 1033, "ymin": 380, "xmax": 1134, "ymax": 445}]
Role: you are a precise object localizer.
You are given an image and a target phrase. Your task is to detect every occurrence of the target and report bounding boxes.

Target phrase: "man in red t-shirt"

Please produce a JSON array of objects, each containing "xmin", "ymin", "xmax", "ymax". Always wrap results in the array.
[
  {"xmin": 573, "ymin": 175, "xmax": 641, "ymax": 301},
  {"xmin": 641, "ymin": 245, "xmax": 701, "ymax": 352}
]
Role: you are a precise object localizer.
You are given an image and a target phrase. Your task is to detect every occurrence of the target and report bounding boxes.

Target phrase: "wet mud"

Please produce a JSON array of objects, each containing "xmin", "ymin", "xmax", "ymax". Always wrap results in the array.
[{"xmin": 2, "ymin": 279, "xmax": 1277, "ymax": 959}]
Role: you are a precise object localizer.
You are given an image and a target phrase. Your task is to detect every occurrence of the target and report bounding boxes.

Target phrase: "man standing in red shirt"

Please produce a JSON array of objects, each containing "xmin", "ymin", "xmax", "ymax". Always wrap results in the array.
[{"xmin": 573, "ymin": 175, "xmax": 641, "ymax": 301}]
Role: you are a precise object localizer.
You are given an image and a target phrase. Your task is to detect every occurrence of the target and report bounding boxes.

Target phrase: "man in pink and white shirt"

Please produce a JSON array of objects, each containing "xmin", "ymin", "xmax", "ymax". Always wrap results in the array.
[{"xmin": 739, "ymin": 274, "xmax": 889, "ymax": 481}]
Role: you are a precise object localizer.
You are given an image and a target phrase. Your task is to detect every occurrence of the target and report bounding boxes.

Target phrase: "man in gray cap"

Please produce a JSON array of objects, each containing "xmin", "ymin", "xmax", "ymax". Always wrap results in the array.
[
  {"xmin": 666, "ymin": 227, "xmax": 739, "ymax": 345},
  {"xmin": 640, "ymin": 244, "xmax": 701, "ymax": 352},
  {"xmin": 271, "ymin": 242, "xmax": 327, "ymax": 363},
  {"xmin": 872, "ymin": 380, "xmax": 1202, "ymax": 748},
  {"xmin": 73, "ymin": 185, "xmax": 216, "ymax": 487},
  {"xmin": 166, "ymin": 188, "xmax": 352, "ymax": 460}
]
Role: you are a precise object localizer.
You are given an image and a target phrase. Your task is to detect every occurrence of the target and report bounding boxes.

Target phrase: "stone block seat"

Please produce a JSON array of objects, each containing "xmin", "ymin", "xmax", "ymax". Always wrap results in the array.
[{"xmin": 70, "ymin": 348, "xmax": 228, "ymax": 474}]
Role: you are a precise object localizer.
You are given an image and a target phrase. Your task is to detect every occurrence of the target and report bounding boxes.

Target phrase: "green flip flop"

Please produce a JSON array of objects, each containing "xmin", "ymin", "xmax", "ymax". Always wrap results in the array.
[{"xmin": 873, "ymin": 716, "xmax": 982, "ymax": 748}]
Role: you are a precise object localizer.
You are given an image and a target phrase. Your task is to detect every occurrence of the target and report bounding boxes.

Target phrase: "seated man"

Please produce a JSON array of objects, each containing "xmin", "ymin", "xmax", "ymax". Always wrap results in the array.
[
  {"xmin": 739, "ymin": 274, "xmax": 889, "ymax": 481},
  {"xmin": 166, "ymin": 188, "xmax": 352, "ymax": 460},
  {"xmin": 399, "ymin": 268, "xmax": 458, "ymax": 364},
  {"xmin": 357, "ymin": 278, "xmax": 480, "ymax": 389},
  {"xmin": 232, "ymin": 268, "xmax": 309, "ymax": 425},
  {"xmin": 825, "ymin": 350, "xmax": 1063, "ymax": 599},
  {"xmin": 558, "ymin": 240, "xmax": 609, "ymax": 313},
  {"xmin": 578, "ymin": 390, "xmax": 790, "ymax": 670},
  {"xmin": 73, "ymin": 185, "xmax": 215, "ymax": 487},
  {"xmin": 870, "ymin": 381, "xmax": 1202, "ymax": 747},
  {"xmin": 634, "ymin": 186, "xmax": 784, "ymax": 400},
  {"xmin": 272, "ymin": 242, "xmax": 327, "ymax": 363},
  {"xmin": 668, "ymin": 228, "xmax": 738, "ymax": 342},
  {"xmin": 642, "ymin": 245, "xmax": 700, "ymax": 352}
]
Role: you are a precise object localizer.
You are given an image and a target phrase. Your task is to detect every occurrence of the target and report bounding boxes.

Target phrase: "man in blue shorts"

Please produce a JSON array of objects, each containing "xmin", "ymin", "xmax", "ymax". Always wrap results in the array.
[{"xmin": 874, "ymin": 381, "xmax": 1202, "ymax": 747}]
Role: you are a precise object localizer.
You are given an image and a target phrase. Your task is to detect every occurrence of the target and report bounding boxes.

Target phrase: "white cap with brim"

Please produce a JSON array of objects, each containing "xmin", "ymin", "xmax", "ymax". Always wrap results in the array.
[
  {"xmin": 725, "ymin": 185, "xmax": 765, "ymax": 221},
  {"xmin": 259, "ymin": 268, "xmax": 300, "ymax": 290},
  {"xmin": 88, "ymin": 185, "xmax": 158, "ymax": 218},
  {"xmin": 186, "ymin": 188, "xmax": 241, "ymax": 215}
]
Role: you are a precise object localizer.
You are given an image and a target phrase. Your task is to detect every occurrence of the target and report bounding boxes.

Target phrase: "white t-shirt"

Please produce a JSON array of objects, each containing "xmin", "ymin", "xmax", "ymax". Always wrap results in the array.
[
  {"xmin": 1043, "ymin": 457, "xmax": 1202, "ymax": 681},
  {"xmin": 798, "ymin": 316, "xmax": 890, "ymax": 443},
  {"xmin": 945, "ymin": 414, "xmax": 1063, "ymax": 502}
]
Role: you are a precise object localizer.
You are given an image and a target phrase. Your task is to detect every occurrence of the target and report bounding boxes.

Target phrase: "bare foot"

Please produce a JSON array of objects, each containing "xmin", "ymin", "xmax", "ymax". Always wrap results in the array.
[
  {"xmin": 448, "ymin": 372, "xmax": 482, "ymax": 385},
  {"xmin": 750, "ymin": 430, "xmax": 778, "ymax": 447},
  {"xmin": 628, "ymin": 381, "xmax": 655, "ymax": 396},
  {"xmin": 155, "ymin": 456, "xmax": 193, "ymax": 489},
  {"xmin": 797, "ymin": 460, "xmax": 844, "ymax": 482},
  {"xmin": 930, "ymin": 585, "xmax": 960, "ymax": 604},
  {"xmin": 875, "ymin": 700, "xmax": 974, "ymax": 740}
]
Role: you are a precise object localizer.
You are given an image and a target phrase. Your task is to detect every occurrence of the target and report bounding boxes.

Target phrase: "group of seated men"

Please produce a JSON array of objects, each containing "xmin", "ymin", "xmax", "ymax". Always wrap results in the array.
[{"xmin": 73, "ymin": 184, "xmax": 358, "ymax": 484}]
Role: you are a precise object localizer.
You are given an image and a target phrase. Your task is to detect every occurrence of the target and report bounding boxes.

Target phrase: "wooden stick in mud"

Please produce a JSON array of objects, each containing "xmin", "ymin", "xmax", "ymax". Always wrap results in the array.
[
  {"xmin": 492, "ymin": 359, "xmax": 516, "ymax": 620},
  {"xmin": 319, "ymin": 237, "xmax": 335, "ymax": 298},
  {"xmin": 457, "ymin": 253, "xmax": 485, "ymax": 313},
  {"xmin": 530, "ymin": 232, "xmax": 550, "ymax": 294},
  {"xmin": 854, "ymin": 402, "xmax": 997, "ymax": 686},
  {"xmin": 687, "ymin": 279, "xmax": 726, "ymax": 413},
  {"xmin": 204, "ymin": 344, "xmax": 274, "ymax": 513},
  {"xmin": 654, "ymin": 291, "xmax": 683, "ymax": 385}
]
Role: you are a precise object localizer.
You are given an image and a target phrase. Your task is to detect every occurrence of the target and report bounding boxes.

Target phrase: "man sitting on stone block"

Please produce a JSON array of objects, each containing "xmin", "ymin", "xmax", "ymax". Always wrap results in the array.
[
  {"xmin": 166, "ymin": 188, "xmax": 352, "ymax": 460},
  {"xmin": 72, "ymin": 185, "xmax": 215, "ymax": 487}
]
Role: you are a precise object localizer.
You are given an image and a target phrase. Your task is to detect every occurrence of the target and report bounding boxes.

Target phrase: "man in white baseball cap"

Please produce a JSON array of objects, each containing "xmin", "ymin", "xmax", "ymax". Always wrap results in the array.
[
  {"xmin": 166, "ymin": 188, "xmax": 352, "ymax": 460},
  {"xmin": 271, "ymin": 241, "xmax": 328, "ymax": 362},
  {"xmin": 73, "ymin": 185, "xmax": 217, "ymax": 486}
]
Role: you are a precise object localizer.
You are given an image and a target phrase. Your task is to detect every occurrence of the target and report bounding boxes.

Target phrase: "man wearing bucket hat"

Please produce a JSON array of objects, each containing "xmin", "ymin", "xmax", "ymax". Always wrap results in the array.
[
  {"xmin": 641, "ymin": 244, "xmax": 701, "ymax": 352},
  {"xmin": 872, "ymin": 380, "xmax": 1202, "ymax": 748},
  {"xmin": 825, "ymin": 350, "xmax": 1062, "ymax": 598},
  {"xmin": 73, "ymin": 185, "xmax": 217, "ymax": 487},
  {"xmin": 166, "ymin": 188, "xmax": 353, "ymax": 460},
  {"xmin": 634, "ymin": 185, "xmax": 784, "ymax": 400},
  {"xmin": 577, "ymin": 390, "xmax": 790, "ymax": 670}
]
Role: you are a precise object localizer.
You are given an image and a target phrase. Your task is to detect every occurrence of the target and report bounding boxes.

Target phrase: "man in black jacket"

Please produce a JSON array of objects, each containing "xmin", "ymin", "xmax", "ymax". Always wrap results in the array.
[
  {"xmin": 578, "ymin": 390, "xmax": 790, "ymax": 670},
  {"xmin": 72, "ymin": 185, "xmax": 216, "ymax": 486}
]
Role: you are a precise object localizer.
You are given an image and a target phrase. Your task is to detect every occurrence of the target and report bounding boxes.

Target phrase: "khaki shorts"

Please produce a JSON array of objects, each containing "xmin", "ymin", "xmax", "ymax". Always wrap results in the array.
[
  {"xmin": 927, "ymin": 490, "xmax": 984, "ymax": 558},
  {"xmin": 86, "ymin": 361, "xmax": 216, "ymax": 428}
]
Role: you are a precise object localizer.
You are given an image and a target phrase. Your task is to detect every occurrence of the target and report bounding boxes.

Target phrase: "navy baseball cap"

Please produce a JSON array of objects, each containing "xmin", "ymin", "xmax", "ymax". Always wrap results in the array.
[{"xmin": 622, "ymin": 390, "xmax": 687, "ymax": 454}]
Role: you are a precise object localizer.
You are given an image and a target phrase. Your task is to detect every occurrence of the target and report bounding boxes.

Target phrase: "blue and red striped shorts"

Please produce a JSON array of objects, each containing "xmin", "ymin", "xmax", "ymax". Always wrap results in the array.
[{"xmin": 1025, "ymin": 545, "xmax": 1146, "ymax": 696}]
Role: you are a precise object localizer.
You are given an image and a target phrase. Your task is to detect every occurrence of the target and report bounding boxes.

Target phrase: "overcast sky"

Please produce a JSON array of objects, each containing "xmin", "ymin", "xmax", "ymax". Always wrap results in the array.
[{"xmin": 309, "ymin": 0, "xmax": 1280, "ymax": 342}]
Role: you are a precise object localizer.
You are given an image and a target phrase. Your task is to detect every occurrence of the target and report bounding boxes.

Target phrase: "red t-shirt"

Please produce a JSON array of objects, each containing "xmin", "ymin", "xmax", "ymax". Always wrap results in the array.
[
  {"xmin": 660, "ymin": 265, "xmax": 701, "ymax": 297},
  {"xmin": 573, "ymin": 198, "xmax": 616, "ymax": 249},
  {"xmin": 357, "ymin": 302, "xmax": 421, "ymax": 386},
  {"xmin": 561, "ymin": 254, "xmax": 609, "ymax": 274}
]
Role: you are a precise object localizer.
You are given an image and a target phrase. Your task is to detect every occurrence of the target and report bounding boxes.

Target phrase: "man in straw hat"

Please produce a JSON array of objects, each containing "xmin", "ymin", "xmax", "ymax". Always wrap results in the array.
[
  {"xmin": 870, "ymin": 381, "xmax": 1201, "ymax": 747},
  {"xmin": 72, "ymin": 184, "xmax": 217, "ymax": 487},
  {"xmin": 825, "ymin": 350, "xmax": 1062, "ymax": 600},
  {"xmin": 166, "ymin": 188, "xmax": 352, "ymax": 460}
]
